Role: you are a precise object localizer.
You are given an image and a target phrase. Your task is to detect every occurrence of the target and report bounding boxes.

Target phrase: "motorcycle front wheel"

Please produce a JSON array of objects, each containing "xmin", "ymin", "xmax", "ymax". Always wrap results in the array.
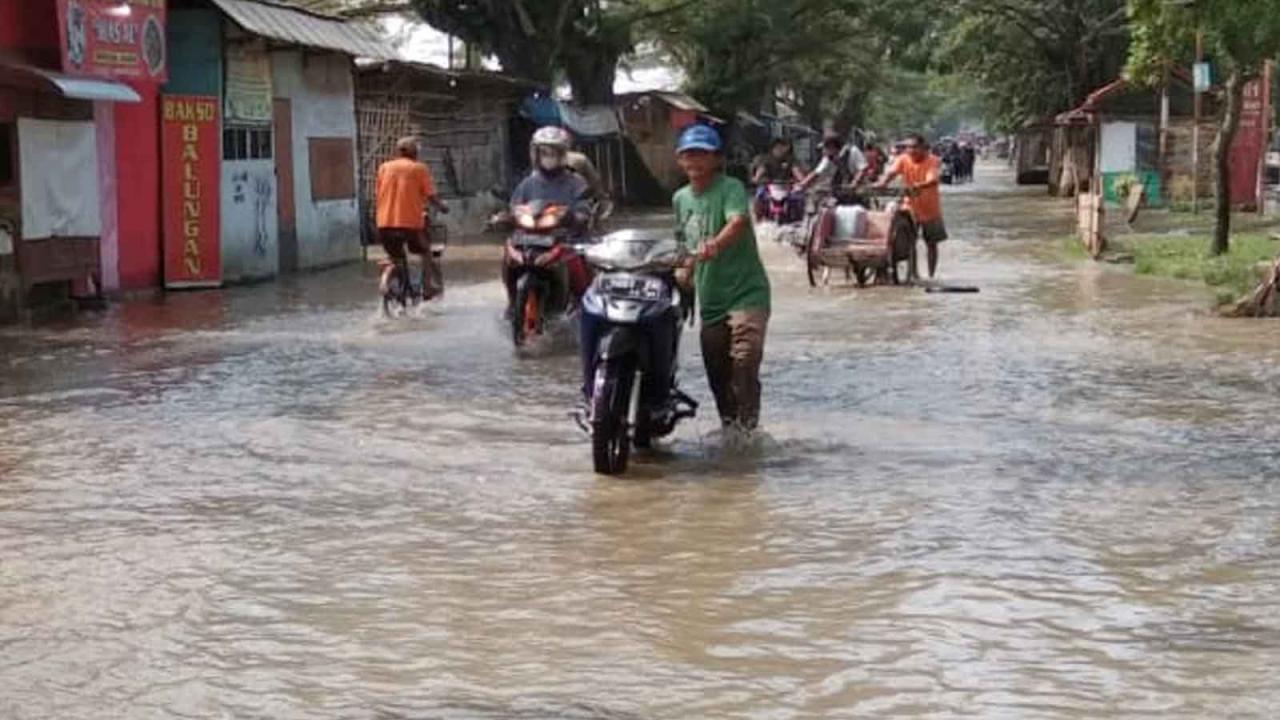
[
  {"xmin": 512, "ymin": 280, "xmax": 541, "ymax": 346},
  {"xmin": 591, "ymin": 359, "xmax": 634, "ymax": 475}
]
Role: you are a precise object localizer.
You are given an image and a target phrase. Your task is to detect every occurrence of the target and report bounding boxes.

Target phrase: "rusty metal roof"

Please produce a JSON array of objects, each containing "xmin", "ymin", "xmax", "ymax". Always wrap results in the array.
[
  {"xmin": 209, "ymin": 0, "xmax": 401, "ymax": 60},
  {"xmin": 653, "ymin": 91, "xmax": 708, "ymax": 113}
]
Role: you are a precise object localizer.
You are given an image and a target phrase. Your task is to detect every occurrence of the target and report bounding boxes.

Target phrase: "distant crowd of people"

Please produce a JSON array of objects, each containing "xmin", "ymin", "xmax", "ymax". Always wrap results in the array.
[{"xmin": 936, "ymin": 140, "xmax": 977, "ymax": 184}]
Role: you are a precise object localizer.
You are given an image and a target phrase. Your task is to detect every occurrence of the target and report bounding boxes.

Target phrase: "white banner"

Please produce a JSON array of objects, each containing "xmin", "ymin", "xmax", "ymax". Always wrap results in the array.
[
  {"xmin": 225, "ymin": 39, "xmax": 273, "ymax": 123},
  {"xmin": 18, "ymin": 118, "xmax": 102, "ymax": 240}
]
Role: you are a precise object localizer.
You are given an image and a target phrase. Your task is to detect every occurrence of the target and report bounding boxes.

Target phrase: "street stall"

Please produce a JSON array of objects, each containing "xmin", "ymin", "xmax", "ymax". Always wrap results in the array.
[{"xmin": 0, "ymin": 0, "xmax": 165, "ymax": 320}]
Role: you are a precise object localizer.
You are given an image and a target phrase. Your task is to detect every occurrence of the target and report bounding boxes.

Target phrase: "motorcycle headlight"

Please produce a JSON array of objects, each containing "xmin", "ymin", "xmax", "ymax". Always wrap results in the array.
[{"xmin": 601, "ymin": 274, "xmax": 665, "ymax": 300}]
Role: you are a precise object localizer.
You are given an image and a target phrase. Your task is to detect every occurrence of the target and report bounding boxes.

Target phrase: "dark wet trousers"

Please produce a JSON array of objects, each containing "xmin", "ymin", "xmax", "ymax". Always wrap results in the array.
[
  {"xmin": 700, "ymin": 309, "xmax": 769, "ymax": 429},
  {"xmin": 380, "ymin": 227, "xmax": 439, "ymax": 297},
  {"xmin": 580, "ymin": 309, "xmax": 677, "ymax": 410}
]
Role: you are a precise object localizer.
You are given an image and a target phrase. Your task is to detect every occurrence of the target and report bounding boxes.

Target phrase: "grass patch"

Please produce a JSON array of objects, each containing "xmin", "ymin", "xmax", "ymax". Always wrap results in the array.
[
  {"xmin": 1127, "ymin": 233, "xmax": 1280, "ymax": 304},
  {"xmin": 1059, "ymin": 234, "xmax": 1089, "ymax": 259}
]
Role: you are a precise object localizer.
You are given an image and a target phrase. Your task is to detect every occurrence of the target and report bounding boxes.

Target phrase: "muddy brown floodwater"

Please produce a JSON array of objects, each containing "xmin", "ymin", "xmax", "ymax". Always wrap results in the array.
[{"xmin": 2, "ymin": 164, "xmax": 1280, "ymax": 719}]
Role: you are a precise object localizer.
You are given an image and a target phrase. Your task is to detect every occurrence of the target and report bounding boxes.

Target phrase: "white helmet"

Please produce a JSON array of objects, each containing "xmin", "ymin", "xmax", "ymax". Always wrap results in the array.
[{"xmin": 531, "ymin": 126, "xmax": 572, "ymax": 151}]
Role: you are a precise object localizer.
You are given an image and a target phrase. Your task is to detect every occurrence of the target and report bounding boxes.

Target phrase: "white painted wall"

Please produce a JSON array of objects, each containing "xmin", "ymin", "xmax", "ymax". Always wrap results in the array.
[
  {"xmin": 1100, "ymin": 121, "xmax": 1137, "ymax": 174},
  {"xmin": 271, "ymin": 50, "xmax": 360, "ymax": 270},
  {"xmin": 220, "ymin": 160, "xmax": 278, "ymax": 282},
  {"xmin": 94, "ymin": 101, "xmax": 119, "ymax": 292}
]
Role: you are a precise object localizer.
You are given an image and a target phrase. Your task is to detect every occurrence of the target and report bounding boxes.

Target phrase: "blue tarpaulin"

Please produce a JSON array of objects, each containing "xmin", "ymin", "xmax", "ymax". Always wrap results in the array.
[{"xmin": 519, "ymin": 96, "xmax": 621, "ymax": 137}]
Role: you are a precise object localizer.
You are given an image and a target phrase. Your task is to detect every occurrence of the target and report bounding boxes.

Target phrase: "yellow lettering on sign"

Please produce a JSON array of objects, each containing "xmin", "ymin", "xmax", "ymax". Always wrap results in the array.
[{"xmin": 167, "ymin": 94, "xmax": 216, "ymax": 280}]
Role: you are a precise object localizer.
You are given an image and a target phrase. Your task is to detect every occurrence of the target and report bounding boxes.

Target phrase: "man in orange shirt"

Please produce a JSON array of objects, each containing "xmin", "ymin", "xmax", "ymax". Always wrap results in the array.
[
  {"xmin": 877, "ymin": 133, "xmax": 948, "ymax": 278},
  {"xmin": 376, "ymin": 136, "xmax": 447, "ymax": 300}
]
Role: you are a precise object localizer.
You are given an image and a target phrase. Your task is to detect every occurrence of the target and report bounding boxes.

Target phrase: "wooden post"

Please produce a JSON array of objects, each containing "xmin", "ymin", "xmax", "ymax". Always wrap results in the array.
[
  {"xmin": 1259, "ymin": 60, "xmax": 1273, "ymax": 216},
  {"xmin": 618, "ymin": 136, "xmax": 628, "ymax": 202},
  {"xmin": 1159, "ymin": 66, "xmax": 1170, "ymax": 201},
  {"xmin": 1192, "ymin": 30, "xmax": 1203, "ymax": 214}
]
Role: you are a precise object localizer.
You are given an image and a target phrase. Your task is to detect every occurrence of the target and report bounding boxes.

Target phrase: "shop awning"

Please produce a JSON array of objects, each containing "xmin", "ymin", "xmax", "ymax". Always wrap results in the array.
[{"xmin": 0, "ymin": 63, "xmax": 141, "ymax": 103}]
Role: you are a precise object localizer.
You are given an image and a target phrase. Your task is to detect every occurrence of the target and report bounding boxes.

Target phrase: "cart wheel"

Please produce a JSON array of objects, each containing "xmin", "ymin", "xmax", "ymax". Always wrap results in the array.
[
  {"xmin": 853, "ymin": 263, "xmax": 873, "ymax": 287},
  {"xmin": 805, "ymin": 224, "xmax": 821, "ymax": 288},
  {"xmin": 895, "ymin": 238, "xmax": 918, "ymax": 285},
  {"xmin": 890, "ymin": 215, "xmax": 918, "ymax": 286}
]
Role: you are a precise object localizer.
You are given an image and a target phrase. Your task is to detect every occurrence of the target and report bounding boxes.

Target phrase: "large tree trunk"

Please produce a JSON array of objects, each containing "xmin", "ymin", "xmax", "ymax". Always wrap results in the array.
[
  {"xmin": 564, "ymin": 48, "xmax": 619, "ymax": 105},
  {"xmin": 1213, "ymin": 69, "xmax": 1246, "ymax": 256}
]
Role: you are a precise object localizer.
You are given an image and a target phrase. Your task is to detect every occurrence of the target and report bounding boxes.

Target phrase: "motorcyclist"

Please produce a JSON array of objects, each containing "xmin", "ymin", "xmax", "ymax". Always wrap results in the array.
[
  {"xmin": 860, "ymin": 133, "xmax": 887, "ymax": 185},
  {"xmin": 504, "ymin": 126, "xmax": 593, "ymax": 318},
  {"xmin": 752, "ymin": 138, "xmax": 806, "ymax": 186},
  {"xmin": 751, "ymin": 137, "xmax": 806, "ymax": 217}
]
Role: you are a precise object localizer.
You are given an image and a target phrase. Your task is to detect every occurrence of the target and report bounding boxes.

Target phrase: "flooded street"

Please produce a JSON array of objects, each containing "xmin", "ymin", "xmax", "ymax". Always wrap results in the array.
[{"xmin": 3, "ymin": 165, "xmax": 1280, "ymax": 718}]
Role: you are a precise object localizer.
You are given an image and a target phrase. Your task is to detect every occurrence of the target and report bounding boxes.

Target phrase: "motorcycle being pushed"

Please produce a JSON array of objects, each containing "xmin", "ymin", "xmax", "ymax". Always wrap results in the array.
[
  {"xmin": 501, "ymin": 201, "xmax": 590, "ymax": 348},
  {"xmin": 577, "ymin": 229, "xmax": 698, "ymax": 475}
]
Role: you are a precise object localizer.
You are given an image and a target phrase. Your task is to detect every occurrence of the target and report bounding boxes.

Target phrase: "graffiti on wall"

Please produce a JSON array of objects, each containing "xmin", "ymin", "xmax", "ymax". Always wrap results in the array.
[{"xmin": 230, "ymin": 169, "xmax": 274, "ymax": 256}]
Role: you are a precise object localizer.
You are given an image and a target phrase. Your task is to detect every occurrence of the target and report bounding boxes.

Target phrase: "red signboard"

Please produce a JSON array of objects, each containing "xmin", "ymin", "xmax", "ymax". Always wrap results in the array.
[
  {"xmin": 161, "ymin": 95, "xmax": 221, "ymax": 288},
  {"xmin": 56, "ymin": 0, "xmax": 167, "ymax": 81},
  {"xmin": 1229, "ymin": 75, "xmax": 1269, "ymax": 209}
]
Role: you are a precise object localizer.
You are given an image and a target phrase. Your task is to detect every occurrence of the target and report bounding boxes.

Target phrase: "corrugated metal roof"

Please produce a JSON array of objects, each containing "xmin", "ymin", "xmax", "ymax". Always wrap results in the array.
[
  {"xmin": 654, "ymin": 91, "xmax": 709, "ymax": 113},
  {"xmin": 210, "ymin": 0, "xmax": 401, "ymax": 60}
]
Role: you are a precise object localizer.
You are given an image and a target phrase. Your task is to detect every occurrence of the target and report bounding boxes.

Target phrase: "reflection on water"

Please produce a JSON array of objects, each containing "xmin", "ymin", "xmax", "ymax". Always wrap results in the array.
[{"xmin": 2, "ymin": 165, "xmax": 1280, "ymax": 719}]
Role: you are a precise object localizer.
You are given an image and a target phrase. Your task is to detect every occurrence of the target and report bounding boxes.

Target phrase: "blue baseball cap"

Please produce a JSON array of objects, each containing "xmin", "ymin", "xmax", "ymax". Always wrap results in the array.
[{"xmin": 676, "ymin": 124, "xmax": 722, "ymax": 153}]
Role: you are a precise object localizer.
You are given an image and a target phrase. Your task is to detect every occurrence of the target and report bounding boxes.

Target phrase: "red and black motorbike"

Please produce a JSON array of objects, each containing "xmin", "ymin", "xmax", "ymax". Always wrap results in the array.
[
  {"xmin": 760, "ymin": 182, "xmax": 805, "ymax": 225},
  {"xmin": 496, "ymin": 201, "xmax": 591, "ymax": 348}
]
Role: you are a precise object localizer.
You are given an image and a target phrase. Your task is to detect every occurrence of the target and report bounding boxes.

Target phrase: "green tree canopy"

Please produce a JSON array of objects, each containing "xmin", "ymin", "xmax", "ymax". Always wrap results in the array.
[
  {"xmin": 935, "ymin": 0, "xmax": 1130, "ymax": 130},
  {"xmin": 1127, "ymin": 0, "xmax": 1280, "ymax": 254}
]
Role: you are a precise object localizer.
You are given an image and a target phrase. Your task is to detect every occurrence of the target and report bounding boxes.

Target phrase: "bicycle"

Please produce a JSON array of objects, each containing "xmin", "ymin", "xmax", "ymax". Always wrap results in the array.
[{"xmin": 379, "ymin": 221, "xmax": 447, "ymax": 316}]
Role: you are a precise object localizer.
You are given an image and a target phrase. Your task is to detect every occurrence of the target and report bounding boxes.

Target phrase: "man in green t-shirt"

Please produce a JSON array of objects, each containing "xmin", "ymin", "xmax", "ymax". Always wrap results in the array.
[{"xmin": 673, "ymin": 125, "xmax": 772, "ymax": 431}]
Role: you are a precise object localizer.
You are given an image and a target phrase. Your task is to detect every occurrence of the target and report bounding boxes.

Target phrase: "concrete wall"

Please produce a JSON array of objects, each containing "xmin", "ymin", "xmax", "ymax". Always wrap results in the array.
[
  {"xmin": 220, "ymin": 160, "xmax": 277, "ymax": 282},
  {"xmin": 271, "ymin": 50, "xmax": 360, "ymax": 270}
]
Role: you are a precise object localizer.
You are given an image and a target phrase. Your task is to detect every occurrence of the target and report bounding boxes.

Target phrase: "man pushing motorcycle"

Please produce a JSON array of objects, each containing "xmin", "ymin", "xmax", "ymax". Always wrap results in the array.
[{"xmin": 673, "ymin": 125, "xmax": 772, "ymax": 432}]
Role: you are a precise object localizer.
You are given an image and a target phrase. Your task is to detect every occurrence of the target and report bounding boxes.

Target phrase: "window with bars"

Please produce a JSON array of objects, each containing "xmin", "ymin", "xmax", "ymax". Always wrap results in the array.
[{"xmin": 223, "ymin": 126, "xmax": 273, "ymax": 161}]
